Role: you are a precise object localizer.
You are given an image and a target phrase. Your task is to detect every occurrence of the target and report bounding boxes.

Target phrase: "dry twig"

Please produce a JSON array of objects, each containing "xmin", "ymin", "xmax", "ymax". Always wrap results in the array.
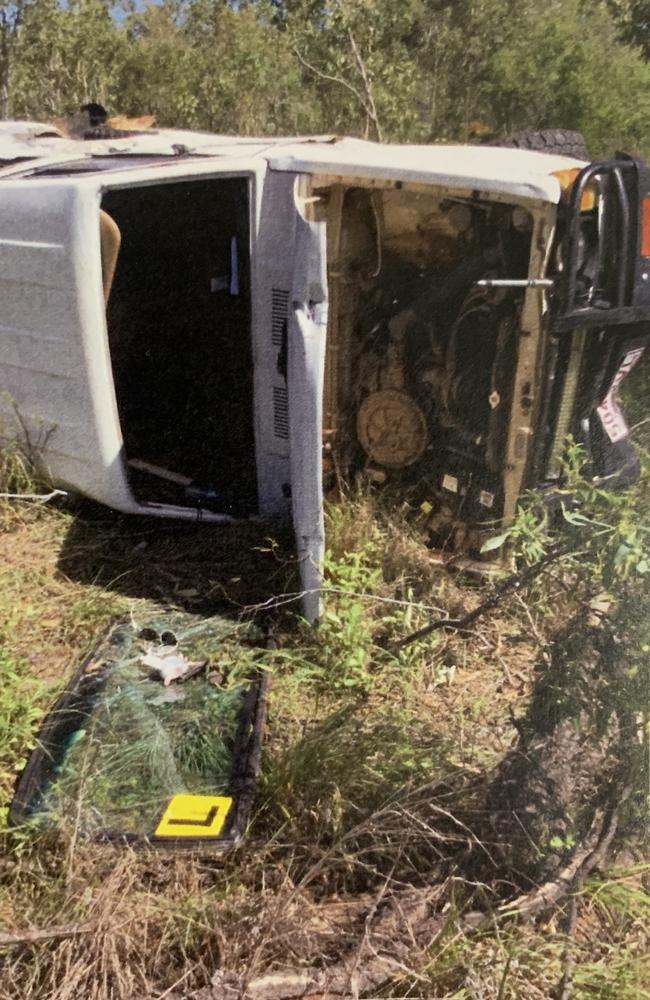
[
  {"xmin": 0, "ymin": 922, "xmax": 93, "ymax": 948},
  {"xmin": 0, "ymin": 488, "xmax": 67, "ymax": 503}
]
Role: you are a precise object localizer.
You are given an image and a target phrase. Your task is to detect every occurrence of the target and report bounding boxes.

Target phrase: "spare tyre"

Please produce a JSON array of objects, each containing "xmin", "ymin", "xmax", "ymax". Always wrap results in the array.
[{"xmin": 490, "ymin": 129, "xmax": 589, "ymax": 160}]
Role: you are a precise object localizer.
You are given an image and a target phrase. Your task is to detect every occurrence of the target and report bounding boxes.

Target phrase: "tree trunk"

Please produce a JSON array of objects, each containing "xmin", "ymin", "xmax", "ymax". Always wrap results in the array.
[{"xmin": 0, "ymin": 27, "xmax": 10, "ymax": 119}]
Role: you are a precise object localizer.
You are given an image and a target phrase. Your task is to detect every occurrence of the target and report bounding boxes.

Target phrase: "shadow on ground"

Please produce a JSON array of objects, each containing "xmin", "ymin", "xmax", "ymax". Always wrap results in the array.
[
  {"xmin": 485, "ymin": 612, "xmax": 635, "ymax": 888},
  {"xmin": 56, "ymin": 498, "xmax": 298, "ymax": 617}
]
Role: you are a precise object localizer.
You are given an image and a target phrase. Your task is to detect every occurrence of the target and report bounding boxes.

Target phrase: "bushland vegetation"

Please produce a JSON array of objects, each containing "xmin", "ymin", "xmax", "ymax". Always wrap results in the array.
[
  {"xmin": 2, "ymin": 2, "xmax": 650, "ymax": 995},
  {"xmin": 0, "ymin": 365, "xmax": 649, "ymax": 997},
  {"xmin": 3, "ymin": 0, "xmax": 650, "ymax": 157}
]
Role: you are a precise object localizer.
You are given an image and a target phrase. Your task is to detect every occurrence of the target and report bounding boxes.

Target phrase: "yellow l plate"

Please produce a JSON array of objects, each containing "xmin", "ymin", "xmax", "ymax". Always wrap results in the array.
[{"xmin": 155, "ymin": 794, "xmax": 233, "ymax": 838}]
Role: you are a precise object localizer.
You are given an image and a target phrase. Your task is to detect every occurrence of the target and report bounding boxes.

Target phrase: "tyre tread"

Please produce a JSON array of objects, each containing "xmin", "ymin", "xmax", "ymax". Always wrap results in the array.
[{"xmin": 490, "ymin": 129, "xmax": 589, "ymax": 160}]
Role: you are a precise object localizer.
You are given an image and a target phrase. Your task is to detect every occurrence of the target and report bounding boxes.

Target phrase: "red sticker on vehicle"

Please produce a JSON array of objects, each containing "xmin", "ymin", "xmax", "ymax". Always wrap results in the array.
[{"xmin": 596, "ymin": 347, "xmax": 645, "ymax": 443}]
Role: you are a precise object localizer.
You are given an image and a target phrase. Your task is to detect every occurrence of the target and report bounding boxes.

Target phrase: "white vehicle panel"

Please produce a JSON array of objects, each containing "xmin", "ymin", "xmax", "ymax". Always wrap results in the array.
[
  {"xmin": 0, "ymin": 181, "xmax": 132, "ymax": 506},
  {"xmin": 267, "ymin": 140, "xmax": 584, "ymax": 205}
]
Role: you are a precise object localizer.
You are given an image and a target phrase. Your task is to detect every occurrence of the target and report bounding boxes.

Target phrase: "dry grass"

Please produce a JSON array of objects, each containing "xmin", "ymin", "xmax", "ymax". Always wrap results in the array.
[{"xmin": 1, "ymin": 464, "xmax": 649, "ymax": 999}]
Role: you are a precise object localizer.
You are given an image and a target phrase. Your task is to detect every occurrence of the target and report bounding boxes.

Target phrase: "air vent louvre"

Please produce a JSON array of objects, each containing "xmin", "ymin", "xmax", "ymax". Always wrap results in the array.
[
  {"xmin": 273, "ymin": 385, "xmax": 289, "ymax": 439},
  {"xmin": 271, "ymin": 288, "xmax": 289, "ymax": 347}
]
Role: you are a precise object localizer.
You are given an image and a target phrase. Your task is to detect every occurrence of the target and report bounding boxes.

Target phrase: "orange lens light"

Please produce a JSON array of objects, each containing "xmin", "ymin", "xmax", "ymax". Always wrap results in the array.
[
  {"xmin": 641, "ymin": 198, "xmax": 650, "ymax": 258},
  {"xmin": 552, "ymin": 169, "xmax": 597, "ymax": 210}
]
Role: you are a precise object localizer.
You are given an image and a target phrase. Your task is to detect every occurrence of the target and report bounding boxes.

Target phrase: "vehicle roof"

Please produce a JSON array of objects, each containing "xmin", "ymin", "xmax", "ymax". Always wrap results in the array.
[{"xmin": 0, "ymin": 123, "xmax": 586, "ymax": 203}]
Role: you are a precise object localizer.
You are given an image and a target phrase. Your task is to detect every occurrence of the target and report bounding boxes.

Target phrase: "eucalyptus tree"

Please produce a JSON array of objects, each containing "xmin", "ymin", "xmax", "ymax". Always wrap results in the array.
[
  {"xmin": 0, "ymin": 0, "xmax": 37, "ymax": 117},
  {"xmin": 10, "ymin": 0, "xmax": 125, "ymax": 120}
]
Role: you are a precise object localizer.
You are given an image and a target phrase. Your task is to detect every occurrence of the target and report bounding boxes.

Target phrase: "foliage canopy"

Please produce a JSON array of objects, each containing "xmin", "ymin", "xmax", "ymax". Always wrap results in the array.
[{"xmin": 3, "ymin": 0, "xmax": 650, "ymax": 155}]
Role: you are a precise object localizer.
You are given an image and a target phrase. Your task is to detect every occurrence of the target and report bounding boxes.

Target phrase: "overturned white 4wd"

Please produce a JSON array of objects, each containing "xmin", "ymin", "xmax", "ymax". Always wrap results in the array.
[{"xmin": 1, "ymin": 121, "xmax": 648, "ymax": 618}]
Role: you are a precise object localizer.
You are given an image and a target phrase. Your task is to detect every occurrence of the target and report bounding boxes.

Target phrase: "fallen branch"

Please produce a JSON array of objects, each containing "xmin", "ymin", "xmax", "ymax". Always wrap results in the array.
[
  {"xmin": 0, "ymin": 922, "xmax": 93, "ymax": 948},
  {"xmin": 210, "ymin": 885, "xmax": 448, "ymax": 1000},
  {"xmin": 499, "ymin": 786, "xmax": 630, "ymax": 921},
  {"xmin": 396, "ymin": 544, "xmax": 575, "ymax": 649},
  {"xmin": 202, "ymin": 785, "xmax": 628, "ymax": 1000}
]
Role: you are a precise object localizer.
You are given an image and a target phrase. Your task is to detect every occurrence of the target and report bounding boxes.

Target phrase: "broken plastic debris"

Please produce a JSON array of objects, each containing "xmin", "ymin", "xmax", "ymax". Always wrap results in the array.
[{"xmin": 141, "ymin": 649, "xmax": 190, "ymax": 686}]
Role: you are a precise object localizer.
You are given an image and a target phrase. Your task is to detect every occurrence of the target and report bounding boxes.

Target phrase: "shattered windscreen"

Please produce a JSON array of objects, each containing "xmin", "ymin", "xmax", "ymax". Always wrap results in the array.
[{"xmin": 11, "ymin": 612, "xmax": 267, "ymax": 845}]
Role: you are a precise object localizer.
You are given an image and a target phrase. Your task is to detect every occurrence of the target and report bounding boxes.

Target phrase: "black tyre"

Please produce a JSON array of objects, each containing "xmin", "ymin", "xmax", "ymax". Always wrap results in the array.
[{"xmin": 490, "ymin": 129, "xmax": 589, "ymax": 160}]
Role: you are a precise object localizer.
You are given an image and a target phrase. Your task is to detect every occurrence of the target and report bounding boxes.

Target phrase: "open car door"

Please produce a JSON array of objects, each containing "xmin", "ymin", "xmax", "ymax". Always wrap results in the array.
[
  {"xmin": 288, "ymin": 180, "xmax": 328, "ymax": 623},
  {"xmin": 0, "ymin": 181, "xmax": 132, "ymax": 507}
]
